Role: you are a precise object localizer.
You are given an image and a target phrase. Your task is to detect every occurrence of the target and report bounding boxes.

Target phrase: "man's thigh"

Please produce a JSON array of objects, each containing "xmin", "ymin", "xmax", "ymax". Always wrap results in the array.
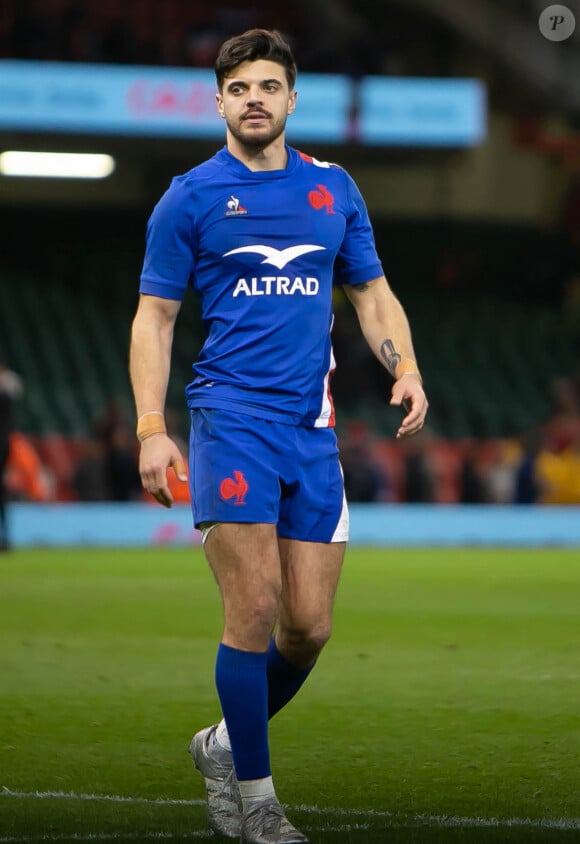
[
  {"xmin": 277, "ymin": 537, "xmax": 346, "ymax": 629},
  {"xmin": 204, "ymin": 522, "xmax": 282, "ymax": 650}
]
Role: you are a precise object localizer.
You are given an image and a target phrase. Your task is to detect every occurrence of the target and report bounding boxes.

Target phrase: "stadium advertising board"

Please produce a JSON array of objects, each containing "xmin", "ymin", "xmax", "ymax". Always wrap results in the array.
[
  {"xmin": 0, "ymin": 61, "xmax": 486, "ymax": 146},
  {"xmin": 359, "ymin": 77, "xmax": 486, "ymax": 146}
]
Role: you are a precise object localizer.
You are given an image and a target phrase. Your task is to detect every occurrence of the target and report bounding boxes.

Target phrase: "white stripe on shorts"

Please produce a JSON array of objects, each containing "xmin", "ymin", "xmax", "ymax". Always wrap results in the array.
[{"xmin": 331, "ymin": 491, "xmax": 349, "ymax": 542}]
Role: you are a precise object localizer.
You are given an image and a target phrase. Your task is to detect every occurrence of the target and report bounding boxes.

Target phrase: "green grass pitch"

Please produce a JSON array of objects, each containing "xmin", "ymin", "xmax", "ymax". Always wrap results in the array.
[{"xmin": 1, "ymin": 546, "xmax": 579, "ymax": 844}]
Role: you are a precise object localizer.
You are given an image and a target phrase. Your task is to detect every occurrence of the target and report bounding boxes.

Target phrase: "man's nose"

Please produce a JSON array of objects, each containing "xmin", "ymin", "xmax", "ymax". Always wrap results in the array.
[{"xmin": 246, "ymin": 85, "xmax": 263, "ymax": 103}]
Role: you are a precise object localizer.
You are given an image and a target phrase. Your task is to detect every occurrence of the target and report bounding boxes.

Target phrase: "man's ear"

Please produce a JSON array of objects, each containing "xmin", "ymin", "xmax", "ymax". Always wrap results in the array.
[
  {"xmin": 216, "ymin": 93, "xmax": 225, "ymax": 118},
  {"xmin": 288, "ymin": 90, "xmax": 297, "ymax": 114}
]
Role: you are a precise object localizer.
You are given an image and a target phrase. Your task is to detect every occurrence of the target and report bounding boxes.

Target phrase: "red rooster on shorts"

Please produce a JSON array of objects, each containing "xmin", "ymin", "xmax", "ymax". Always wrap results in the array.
[{"xmin": 219, "ymin": 470, "xmax": 249, "ymax": 505}]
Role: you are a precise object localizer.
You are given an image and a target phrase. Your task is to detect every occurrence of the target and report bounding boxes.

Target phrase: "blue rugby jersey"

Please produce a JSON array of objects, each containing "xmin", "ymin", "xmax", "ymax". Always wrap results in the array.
[{"xmin": 139, "ymin": 145, "xmax": 383, "ymax": 427}]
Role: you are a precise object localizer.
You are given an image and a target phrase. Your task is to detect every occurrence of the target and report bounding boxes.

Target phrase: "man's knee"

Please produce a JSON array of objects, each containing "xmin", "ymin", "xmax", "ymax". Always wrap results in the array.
[
  {"xmin": 222, "ymin": 579, "xmax": 281, "ymax": 648},
  {"xmin": 279, "ymin": 619, "xmax": 333, "ymax": 660},
  {"xmin": 247, "ymin": 589, "xmax": 281, "ymax": 631}
]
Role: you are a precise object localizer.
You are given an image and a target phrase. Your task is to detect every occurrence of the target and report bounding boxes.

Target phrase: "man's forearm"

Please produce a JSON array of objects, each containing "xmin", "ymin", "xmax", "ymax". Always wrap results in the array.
[
  {"xmin": 358, "ymin": 291, "xmax": 421, "ymax": 382},
  {"xmin": 129, "ymin": 313, "xmax": 174, "ymax": 421},
  {"xmin": 344, "ymin": 277, "xmax": 421, "ymax": 381}
]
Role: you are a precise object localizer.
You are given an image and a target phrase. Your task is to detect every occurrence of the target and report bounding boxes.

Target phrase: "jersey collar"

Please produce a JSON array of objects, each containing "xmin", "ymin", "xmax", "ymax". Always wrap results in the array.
[{"xmin": 218, "ymin": 145, "xmax": 299, "ymax": 180}]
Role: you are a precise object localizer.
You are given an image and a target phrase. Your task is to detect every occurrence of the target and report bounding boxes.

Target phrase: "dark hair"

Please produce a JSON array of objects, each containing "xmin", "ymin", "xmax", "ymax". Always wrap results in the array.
[{"xmin": 215, "ymin": 29, "xmax": 297, "ymax": 91}]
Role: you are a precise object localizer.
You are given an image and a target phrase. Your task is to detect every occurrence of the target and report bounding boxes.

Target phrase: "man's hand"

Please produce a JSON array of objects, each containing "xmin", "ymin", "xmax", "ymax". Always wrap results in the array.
[
  {"xmin": 138, "ymin": 433, "xmax": 187, "ymax": 508},
  {"xmin": 390, "ymin": 374, "xmax": 428, "ymax": 439}
]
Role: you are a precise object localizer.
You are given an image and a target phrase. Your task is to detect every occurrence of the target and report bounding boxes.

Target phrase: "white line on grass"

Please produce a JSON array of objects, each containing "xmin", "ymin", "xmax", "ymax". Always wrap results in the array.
[
  {"xmin": 2, "ymin": 788, "xmax": 580, "ymax": 832},
  {"xmin": 0, "ymin": 789, "xmax": 203, "ymax": 808},
  {"xmin": 295, "ymin": 803, "xmax": 580, "ymax": 830}
]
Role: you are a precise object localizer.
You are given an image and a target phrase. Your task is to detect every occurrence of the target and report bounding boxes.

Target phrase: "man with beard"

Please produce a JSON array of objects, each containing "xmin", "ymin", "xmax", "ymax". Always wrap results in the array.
[{"xmin": 130, "ymin": 29, "xmax": 427, "ymax": 844}]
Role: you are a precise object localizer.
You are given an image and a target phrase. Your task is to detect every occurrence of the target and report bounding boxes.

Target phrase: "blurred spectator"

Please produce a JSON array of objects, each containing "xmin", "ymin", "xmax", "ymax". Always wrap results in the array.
[
  {"xmin": 543, "ymin": 375, "xmax": 580, "ymax": 453},
  {"xmin": 340, "ymin": 420, "xmax": 389, "ymax": 503},
  {"xmin": 0, "ymin": 355, "xmax": 24, "ymax": 550},
  {"xmin": 482, "ymin": 439, "xmax": 520, "ymax": 505},
  {"xmin": 400, "ymin": 429, "xmax": 437, "ymax": 503},
  {"xmin": 103, "ymin": 420, "xmax": 142, "ymax": 501},
  {"xmin": 537, "ymin": 422, "xmax": 580, "ymax": 504},
  {"xmin": 459, "ymin": 439, "xmax": 488, "ymax": 504},
  {"xmin": 72, "ymin": 438, "xmax": 108, "ymax": 501},
  {"xmin": 513, "ymin": 429, "xmax": 545, "ymax": 504},
  {"xmin": 5, "ymin": 432, "xmax": 53, "ymax": 504},
  {"xmin": 96, "ymin": 398, "xmax": 142, "ymax": 501},
  {"xmin": 95, "ymin": 397, "xmax": 132, "ymax": 446}
]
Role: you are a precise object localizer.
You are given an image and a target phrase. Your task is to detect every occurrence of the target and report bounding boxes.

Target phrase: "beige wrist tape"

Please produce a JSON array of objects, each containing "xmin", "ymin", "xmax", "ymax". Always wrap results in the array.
[
  {"xmin": 136, "ymin": 411, "xmax": 166, "ymax": 443},
  {"xmin": 395, "ymin": 358, "xmax": 423, "ymax": 385}
]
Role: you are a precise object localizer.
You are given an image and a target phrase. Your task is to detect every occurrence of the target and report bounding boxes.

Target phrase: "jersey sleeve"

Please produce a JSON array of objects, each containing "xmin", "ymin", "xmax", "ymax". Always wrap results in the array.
[
  {"xmin": 139, "ymin": 176, "xmax": 197, "ymax": 300},
  {"xmin": 333, "ymin": 170, "xmax": 384, "ymax": 287}
]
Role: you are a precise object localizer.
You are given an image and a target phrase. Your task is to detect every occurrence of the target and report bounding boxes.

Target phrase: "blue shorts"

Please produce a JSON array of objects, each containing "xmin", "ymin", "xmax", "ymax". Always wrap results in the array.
[{"xmin": 189, "ymin": 409, "xmax": 349, "ymax": 543}]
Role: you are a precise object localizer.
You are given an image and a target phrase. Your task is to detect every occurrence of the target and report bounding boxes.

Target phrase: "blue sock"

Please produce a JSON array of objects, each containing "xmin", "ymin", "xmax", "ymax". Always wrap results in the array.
[
  {"xmin": 215, "ymin": 643, "xmax": 270, "ymax": 781},
  {"xmin": 267, "ymin": 637, "xmax": 314, "ymax": 719}
]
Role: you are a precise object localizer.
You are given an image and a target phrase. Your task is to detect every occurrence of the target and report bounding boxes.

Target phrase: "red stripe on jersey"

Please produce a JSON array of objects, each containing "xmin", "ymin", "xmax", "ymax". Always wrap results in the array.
[{"xmin": 327, "ymin": 367, "xmax": 336, "ymax": 427}]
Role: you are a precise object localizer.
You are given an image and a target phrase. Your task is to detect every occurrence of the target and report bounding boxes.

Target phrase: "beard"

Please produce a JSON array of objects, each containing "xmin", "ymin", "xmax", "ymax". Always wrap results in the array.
[{"xmin": 225, "ymin": 112, "xmax": 288, "ymax": 149}]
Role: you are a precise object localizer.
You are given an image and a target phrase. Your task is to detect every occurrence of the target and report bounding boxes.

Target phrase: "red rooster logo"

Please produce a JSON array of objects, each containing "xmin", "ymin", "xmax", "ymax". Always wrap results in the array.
[
  {"xmin": 308, "ymin": 184, "xmax": 335, "ymax": 214},
  {"xmin": 219, "ymin": 471, "xmax": 249, "ymax": 505}
]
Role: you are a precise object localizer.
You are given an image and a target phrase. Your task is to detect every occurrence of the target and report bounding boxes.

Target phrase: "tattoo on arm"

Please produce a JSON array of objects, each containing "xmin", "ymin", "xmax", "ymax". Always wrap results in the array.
[
  {"xmin": 354, "ymin": 282, "xmax": 371, "ymax": 291},
  {"xmin": 380, "ymin": 339, "xmax": 401, "ymax": 376}
]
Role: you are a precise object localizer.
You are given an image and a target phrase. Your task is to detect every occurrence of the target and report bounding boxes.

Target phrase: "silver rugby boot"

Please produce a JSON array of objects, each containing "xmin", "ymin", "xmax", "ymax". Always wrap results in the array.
[
  {"xmin": 241, "ymin": 797, "xmax": 309, "ymax": 844},
  {"xmin": 189, "ymin": 724, "xmax": 242, "ymax": 838}
]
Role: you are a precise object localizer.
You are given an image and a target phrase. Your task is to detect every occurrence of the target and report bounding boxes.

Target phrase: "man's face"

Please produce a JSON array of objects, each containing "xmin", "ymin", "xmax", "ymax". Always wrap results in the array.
[{"xmin": 216, "ymin": 59, "xmax": 296, "ymax": 148}]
